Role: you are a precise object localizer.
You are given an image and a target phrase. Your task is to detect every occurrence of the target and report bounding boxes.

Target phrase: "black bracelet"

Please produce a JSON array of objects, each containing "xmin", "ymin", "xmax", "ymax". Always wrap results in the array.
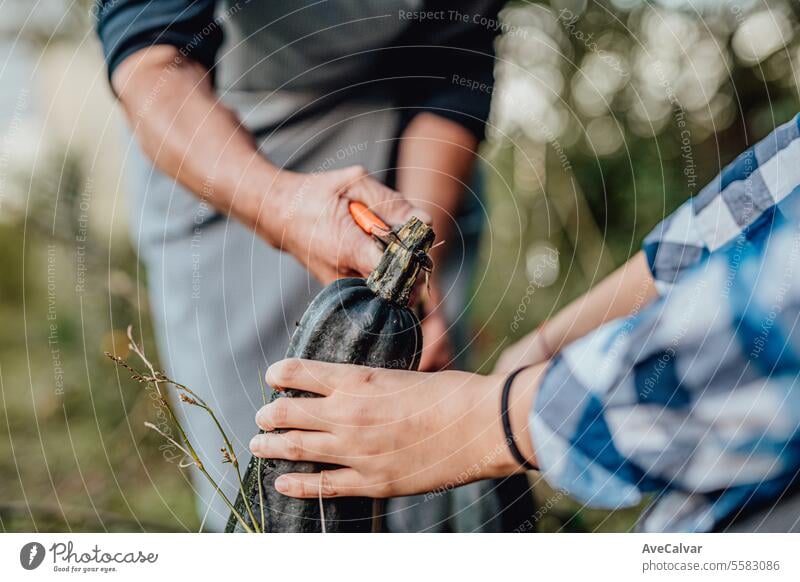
[{"xmin": 501, "ymin": 366, "xmax": 537, "ymax": 471}]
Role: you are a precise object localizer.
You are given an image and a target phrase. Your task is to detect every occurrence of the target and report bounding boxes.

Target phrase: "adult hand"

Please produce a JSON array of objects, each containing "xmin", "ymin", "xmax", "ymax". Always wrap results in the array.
[
  {"xmin": 249, "ymin": 359, "xmax": 541, "ymax": 499},
  {"xmin": 112, "ymin": 49, "xmax": 429, "ymax": 285},
  {"xmin": 264, "ymin": 165, "xmax": 430, "ymax": 285}
]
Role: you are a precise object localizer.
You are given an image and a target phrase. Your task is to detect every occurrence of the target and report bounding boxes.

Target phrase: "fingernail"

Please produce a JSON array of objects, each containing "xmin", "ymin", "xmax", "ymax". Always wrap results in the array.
[
  {"xmin": 275, "ymin": 476, "xmax": 289, "ymax": 493},
  {"xmin": 249, "ymin": 435, "xmax": 260, "ymax": 453}
]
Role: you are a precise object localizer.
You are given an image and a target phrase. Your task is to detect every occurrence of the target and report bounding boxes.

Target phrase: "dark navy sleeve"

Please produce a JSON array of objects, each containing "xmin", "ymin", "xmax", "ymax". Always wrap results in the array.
[
  {"xmin": 390, "ymin": 1, "xmax": 503, "ymax": 140},
  {"xmin": 95, "ymin": 0, "xmax": 222, "ymax": 80}
]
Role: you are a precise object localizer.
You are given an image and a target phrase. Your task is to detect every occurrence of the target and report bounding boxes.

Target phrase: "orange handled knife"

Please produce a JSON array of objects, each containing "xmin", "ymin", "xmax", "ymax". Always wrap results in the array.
[
  {"xmin": 348, "ymin": 200, "xmax": 434, "ymax": 273},
  {"xmin": 348, "ymin": 200, "xmax": 390, "ymax": 237}
]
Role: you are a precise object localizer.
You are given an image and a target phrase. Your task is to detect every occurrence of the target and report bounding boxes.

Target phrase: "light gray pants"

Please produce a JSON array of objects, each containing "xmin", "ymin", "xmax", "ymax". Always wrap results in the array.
[{"xmin": 124, "ymin": 97, "xmax": 501, "ymax": 532}]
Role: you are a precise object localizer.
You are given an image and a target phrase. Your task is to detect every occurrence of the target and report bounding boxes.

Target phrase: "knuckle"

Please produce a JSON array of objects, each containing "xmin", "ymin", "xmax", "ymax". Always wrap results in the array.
[
  {"xmin": 271, "ymin": 398, "xmax": 290, "ymax": 428},
  {"xmin": 320, "ymin": 471, "xmax": 337, "ymax": 496},
  {"xmin": 298, "ymin": 478, "xmax": 313, "ymax": 498},
  {"xmin": 277, "ymin": 358, "xmax": 302, "ymax": 384},
  {"xmin": 284, "ymin": 432, "xmax": 303, "ymax": 460}
]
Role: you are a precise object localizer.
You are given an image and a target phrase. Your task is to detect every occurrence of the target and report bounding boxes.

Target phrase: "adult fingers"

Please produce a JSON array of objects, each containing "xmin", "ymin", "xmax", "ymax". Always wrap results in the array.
[
  {"xmin": 255, "ymin": 397, "xmax": 329, "ymax": 432},
  {"xmin": 274, "ymin": 468, "xmax": 374, "ymax": 499},
  {"xmin": 249, "ymin": 430, "xmax": 340, "ymax": 464},
  {"xmin": 266, "ymin": 358, "xmax": 338, "ymax": 396},
  {"xmin": 267, "ymin": 358, "xmax": 394, "ymax": 396}
]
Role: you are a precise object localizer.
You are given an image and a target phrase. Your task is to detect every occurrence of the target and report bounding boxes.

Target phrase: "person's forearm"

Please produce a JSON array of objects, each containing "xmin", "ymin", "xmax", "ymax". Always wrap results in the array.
[
  {"xmin": 540, "ymin": 251, "xmax": 658, "ymax": 355},
  {"xmin": 495, "ymin": 251, "xmax": 658, "ymax": 373},
  {"xmin": 111, "ymin": 46, "xmax": 281, "ymax": 245},
  {"xmin": 395, "ymin": 113, "xmax": 479, "ymax": 267},
  {"xmin": 111, "ymin": 46, "xmax": 424, "ymax": 283}
]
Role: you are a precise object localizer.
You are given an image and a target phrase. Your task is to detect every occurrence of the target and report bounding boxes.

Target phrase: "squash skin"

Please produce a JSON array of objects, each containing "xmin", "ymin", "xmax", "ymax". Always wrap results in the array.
[
  {"xmin": 227, "ymin": 217, "xmax": 433, "ymax": 533},
  {"xmin": 227, "ymin": 278, "xmax": 423, "ymax": 533}
]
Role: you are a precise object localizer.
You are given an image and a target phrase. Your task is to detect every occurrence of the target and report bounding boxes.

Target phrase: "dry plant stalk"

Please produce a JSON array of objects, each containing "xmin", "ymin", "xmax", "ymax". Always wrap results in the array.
[{"xmin": 106, "ymin": 325, "xmax": 265, "ymax": 533}]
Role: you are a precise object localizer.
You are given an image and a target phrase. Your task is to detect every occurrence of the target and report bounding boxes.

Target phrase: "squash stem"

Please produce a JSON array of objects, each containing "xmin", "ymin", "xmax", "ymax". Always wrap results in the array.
[{"xmin": 367, "ymin": 217, "xmax": 435, "ymax": 306}]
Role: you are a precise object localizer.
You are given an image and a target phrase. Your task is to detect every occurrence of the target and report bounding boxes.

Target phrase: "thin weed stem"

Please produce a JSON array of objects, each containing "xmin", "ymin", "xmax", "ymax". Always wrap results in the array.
[{"xmin": 106, "ymin": 326, "xmax": 259, "ymax": 533}]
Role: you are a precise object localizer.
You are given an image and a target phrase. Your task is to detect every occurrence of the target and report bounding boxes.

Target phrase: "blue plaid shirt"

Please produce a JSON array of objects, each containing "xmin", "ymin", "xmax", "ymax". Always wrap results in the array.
[{"xmin": 531, "ymin": 114, "xmax": 800, "ymax": 532}]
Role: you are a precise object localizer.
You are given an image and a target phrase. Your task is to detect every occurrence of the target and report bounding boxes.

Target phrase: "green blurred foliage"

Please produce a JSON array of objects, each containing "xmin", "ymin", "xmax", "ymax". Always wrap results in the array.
[{"xmin": 0, "ymin": 157, "xmax": 198, "ymax": 532}]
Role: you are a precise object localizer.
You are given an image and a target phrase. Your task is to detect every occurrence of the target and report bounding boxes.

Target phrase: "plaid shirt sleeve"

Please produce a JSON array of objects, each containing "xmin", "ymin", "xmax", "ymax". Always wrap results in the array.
[
  {"xmin": 643, "ymin": 114, "xmax": 800, "ymax": 294},
  {"xmin": 531, "ymin": 114, "xmax": 800, "ymax": 532}
]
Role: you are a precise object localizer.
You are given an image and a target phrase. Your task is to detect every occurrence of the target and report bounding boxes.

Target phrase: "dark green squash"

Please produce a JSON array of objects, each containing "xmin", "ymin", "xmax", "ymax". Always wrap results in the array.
[{"xmin": 226, "ymin": 216, "xmax": 434, "ymax": 533}]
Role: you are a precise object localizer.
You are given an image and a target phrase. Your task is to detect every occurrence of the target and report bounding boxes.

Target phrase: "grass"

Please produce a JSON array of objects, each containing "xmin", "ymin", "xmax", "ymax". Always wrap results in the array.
[{"xmin": 0, "ymin": 221, "xmax": 199, "ymax": 532}]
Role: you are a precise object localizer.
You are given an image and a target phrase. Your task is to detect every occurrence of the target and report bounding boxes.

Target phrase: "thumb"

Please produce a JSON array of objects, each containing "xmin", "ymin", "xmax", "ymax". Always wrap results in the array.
[
  {"xmin": 346, "ymin": 175, "xmax": 431, "ymax": 227},
  {"xmin": 344, "ymin": 223, "xmax": 384, "ymax": 277}
]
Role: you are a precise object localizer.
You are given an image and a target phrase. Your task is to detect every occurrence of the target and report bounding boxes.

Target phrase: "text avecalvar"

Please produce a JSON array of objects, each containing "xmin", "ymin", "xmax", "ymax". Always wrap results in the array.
[{"xmin": 642, "ymin": 544, "xmax": 702, "ymax": 554}]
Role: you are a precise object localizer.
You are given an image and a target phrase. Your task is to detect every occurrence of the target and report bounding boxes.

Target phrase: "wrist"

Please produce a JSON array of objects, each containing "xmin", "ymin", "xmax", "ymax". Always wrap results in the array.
[
  {"xmin": 252, "ymin": 165, "xmax": 294, "ymax": 248},
  {"xmin": 507, "ymin": 366, "xmax": 540, "ymax": 466},
  {"xmin": 468, "ymin": 368, "xmax": 541, "ymax": 479}
]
